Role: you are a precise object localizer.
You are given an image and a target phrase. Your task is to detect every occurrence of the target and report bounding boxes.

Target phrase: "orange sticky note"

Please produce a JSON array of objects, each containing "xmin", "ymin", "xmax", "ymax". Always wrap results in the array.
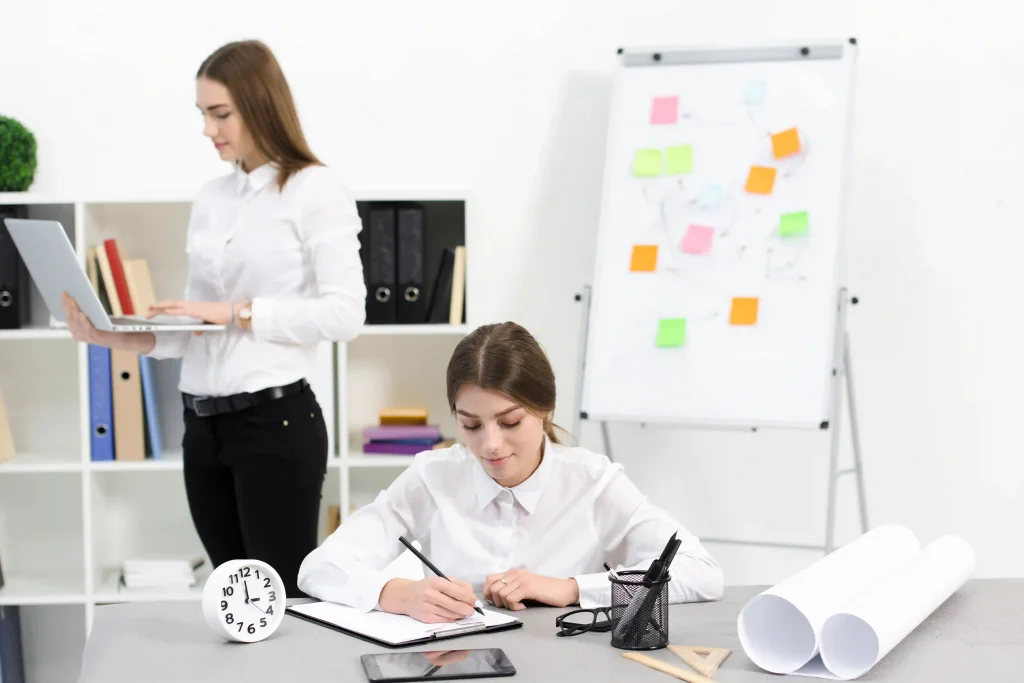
[
  {"xmin": 729, "ymin": 297, "xmax": 759, "ymax": 325},
  {"xmin": 772, "ymin": 128, "xmax": 801, "ymax": 159},
  {"xmin": 745, "ymin": 166, "xmax": 777, "ymax": 195},
  {"xmin": 630, "ymin": 245, "xmax": 658, "ymax": 272}
]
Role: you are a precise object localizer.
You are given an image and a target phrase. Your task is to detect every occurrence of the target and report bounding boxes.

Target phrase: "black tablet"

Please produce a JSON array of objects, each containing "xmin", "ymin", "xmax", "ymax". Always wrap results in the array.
[{"xmin": 360, "ymin": 647, "xmax": 516, "ymax": 682}]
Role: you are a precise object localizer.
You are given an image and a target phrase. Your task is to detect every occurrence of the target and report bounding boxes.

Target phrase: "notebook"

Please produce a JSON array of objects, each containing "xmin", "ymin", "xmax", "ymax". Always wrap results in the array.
[{"xmin": 286, "ymin": 601, "xmax": 523, "ymax": 648}]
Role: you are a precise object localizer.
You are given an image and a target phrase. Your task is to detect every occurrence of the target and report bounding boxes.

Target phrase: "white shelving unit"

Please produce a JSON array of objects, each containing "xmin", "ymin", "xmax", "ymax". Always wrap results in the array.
[{"xmin": 0, "ymin": 192, "xmax": 471, "ymax": 682}]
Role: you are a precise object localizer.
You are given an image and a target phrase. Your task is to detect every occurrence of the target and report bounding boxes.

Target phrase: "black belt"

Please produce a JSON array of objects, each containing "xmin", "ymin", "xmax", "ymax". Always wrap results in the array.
[{"xmin": 183, "ymin": 379, "xmax": 309, "ymax": 418}]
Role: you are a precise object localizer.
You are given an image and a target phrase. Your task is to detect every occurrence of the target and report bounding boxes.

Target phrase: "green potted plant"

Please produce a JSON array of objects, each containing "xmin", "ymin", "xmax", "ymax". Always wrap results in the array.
[{"xmin": 0, "ymin": 115, "xmax": 37, "ymax": 192}]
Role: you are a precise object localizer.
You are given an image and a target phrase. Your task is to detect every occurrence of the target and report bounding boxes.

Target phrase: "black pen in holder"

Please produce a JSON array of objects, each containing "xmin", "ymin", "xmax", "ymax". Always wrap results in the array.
[{"xmin": 608, "ymin": 570, "xmax": 670, "ymax": 651}]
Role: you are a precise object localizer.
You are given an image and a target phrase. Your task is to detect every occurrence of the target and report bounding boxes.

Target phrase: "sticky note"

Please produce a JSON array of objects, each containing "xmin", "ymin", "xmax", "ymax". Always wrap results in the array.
[
  {"xmin": 778, "ymin": 211, "xmax": 809, "ymax": 237},
  {"xmin": 630, "ymin": 245, "xmax": 658, "ymax": 272},
  {"xmin": 680, "ymin": 225, "xmax": 714, "ymax": 254},
  {"xmin": 745, "ymin": 166, "xmax": 777, "ymax": 195},
  {"xmin": 632, "ymin": 149, "xmax": 662, "ymax": 177},
  {"xmin": 744, "ymin": 79, "xmax": 766, "ymax": 105},
  {"xmin": 772, "ymin": 128, "xmax": 801, "ymax": 159},
  {"xmin": 657, "ymin": 318, "xmax": 687, "ymax": 347},
  {"xmin": 650, "ymin": 96, "xmax": 678, "ymax": 124},
  {"xmin": 699, "ymin": 184, "xmax": 724, "ymax": 209},
  {"xmin": 729, "ymin": 297, "xmax": 759, "ymax": 325},
  {"xmin": 665, "ymin": 145, "xmax": 694, "ymax": 174}
]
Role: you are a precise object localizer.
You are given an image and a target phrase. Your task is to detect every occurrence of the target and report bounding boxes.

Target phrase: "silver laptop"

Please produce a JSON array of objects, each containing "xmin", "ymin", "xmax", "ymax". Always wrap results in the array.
[{"xmin": 3, "ymin": 218, "xmax": 226, "ymax": 333}]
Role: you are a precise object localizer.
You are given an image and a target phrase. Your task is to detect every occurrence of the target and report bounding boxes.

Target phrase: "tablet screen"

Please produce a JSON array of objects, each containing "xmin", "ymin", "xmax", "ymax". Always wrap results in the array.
[{"xmin": 360, "ymin": 648, "xmax": 516, "ymax": 682}]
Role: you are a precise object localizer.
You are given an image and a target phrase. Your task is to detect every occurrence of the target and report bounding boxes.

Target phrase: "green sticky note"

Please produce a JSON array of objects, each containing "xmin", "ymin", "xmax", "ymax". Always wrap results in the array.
[
  {"xmin": 779, "ymin": 211, "xmax": 809, "ymax": 237},
  {"xmin": 666, "ymin": 145, "xmax": 694, "ymax": 174},
  {"xmin": 656, "ymin": 318, "xmax": 687, "ymax": 347},
  {"xmin": 633, "ymin": 149, "xmax": 662, "ymax": 177}
]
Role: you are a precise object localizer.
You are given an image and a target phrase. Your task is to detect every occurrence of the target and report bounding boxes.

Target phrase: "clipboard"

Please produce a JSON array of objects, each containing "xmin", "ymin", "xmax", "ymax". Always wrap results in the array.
[{"xmin": 285, "ymin": 601, "xmax": 523, "ymax": 649}]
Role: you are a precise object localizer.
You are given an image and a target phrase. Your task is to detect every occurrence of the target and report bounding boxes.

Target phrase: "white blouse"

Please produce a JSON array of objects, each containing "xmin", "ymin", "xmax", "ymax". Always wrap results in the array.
[
  {"xmin": 297, "ymin": 439, "xmax": 724, "ymax": 611},
  {"xmin": 146, "ymin": 162, "xmax": 366, "ymax": 396}
]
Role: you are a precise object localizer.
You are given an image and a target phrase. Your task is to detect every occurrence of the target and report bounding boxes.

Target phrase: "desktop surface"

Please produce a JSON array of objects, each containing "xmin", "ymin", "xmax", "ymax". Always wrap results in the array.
[{"xmin": 77, "ymin": 580, "xmax": 1024, "ymax": 683}]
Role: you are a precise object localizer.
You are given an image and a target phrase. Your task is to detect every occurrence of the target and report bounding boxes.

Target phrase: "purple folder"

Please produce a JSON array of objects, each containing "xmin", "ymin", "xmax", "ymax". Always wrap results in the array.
[
  {"xmin": 362, "ymin": 425, "xmax": 441, "ymax": 441},
  {"xmin": 361, "ymin": 442, "xmax": 428, "ymax": 455}
]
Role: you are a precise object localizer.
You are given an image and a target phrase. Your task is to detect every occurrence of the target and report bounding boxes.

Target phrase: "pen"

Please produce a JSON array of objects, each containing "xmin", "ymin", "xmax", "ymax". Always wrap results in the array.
[
  {"xmin": 399, "ymin": 536, "xmax": 485, "ymax": 616},
  {"xmin": 603, "ymin": 562, "xmax": 622, "ymax": 580}
]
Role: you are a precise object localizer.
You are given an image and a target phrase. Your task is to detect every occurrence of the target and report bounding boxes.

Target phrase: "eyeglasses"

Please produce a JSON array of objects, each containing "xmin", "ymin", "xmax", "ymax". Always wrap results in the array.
[{"xmin": 555, "ymin": 607, "xmax": 617, "ymax": 637}]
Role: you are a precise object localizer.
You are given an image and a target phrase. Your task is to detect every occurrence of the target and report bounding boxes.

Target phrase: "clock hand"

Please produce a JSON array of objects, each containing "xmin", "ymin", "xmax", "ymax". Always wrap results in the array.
[{"xmin": 243, "ymin": 580, "xmax": 251, "ymax": 604}]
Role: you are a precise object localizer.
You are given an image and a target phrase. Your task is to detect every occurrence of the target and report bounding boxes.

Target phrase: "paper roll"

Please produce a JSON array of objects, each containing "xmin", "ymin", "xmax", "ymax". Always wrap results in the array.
[
  {"xmin": 737, "ymin": 525, "xmax": 975, "ymax": 680},
  {"xmin": 737, "ymin": 524, "xmax": 920, "ymax": 674},
  {"xmin": 819, "ymin": 535, "xmax": 976, "ymax": 679}
]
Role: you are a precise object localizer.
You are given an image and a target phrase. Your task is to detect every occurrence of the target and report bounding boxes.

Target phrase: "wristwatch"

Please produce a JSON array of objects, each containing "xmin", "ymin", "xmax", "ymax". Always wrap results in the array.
[{"xmin": 237, "ymin": 302, "xmax": 253, "ymax": 331}]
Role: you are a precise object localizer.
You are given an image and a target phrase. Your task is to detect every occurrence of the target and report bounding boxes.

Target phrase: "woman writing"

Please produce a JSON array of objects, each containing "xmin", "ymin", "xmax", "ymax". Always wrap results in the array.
[
  {"xmin": 61, "ymin": 40, "xmax": 366, "ymax": 597},
  {"xmin": 297, "ymin": 322, "xmax": 723, "ymax": 620}
]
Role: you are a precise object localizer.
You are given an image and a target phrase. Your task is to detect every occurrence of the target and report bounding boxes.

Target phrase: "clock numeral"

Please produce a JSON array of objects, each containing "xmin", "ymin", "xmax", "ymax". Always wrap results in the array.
[
  {"xmin": 269, "ymin": 590, "xmax": 276, "ymax": 602},
  {"xmin": 255, "ymin": 569, "xmax": 261, "ymax": 580},
  {"xmin": 260, "ymin": 618, "xmax": 267, "ymax": 628},
  {"xmin": 241, "ymin": 567, "xmax": 251, "ymax": 578},
  {"xmin": 230, "ymin": 573, "xmax": 239, "ymax": 584},
  {"xmin": 264, "ymin": 578, "xmax": 271, "ymax": 588},
  {"xmin": 248, "ymin": 624, "xmax": 256, "ymax": 635},
  {"xmin": 220, "ymin": 600, "xmax": 228, "ymax": 611},
  {"xmin": 266, "ymin": 605, "xmax": 274, "ymax": 616},
  {"xmin": 237, "ymin": 622, "xmax": 244, "ymax": 633},
  {"xmin": 225, "ymin": 613, "xmax": 234, "ymax": 625},
  {"xmin": 222, "ymin": 586, "xmax": 234, "ymax": 597}
]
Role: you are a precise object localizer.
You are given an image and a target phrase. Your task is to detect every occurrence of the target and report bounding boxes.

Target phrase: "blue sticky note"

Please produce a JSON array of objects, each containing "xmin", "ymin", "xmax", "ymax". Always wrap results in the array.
[
  {"xmin": 699, "ymin": 184, "xmax": 724, "ymax": 209},
  {"xmin": 744, "ymin": 79, "xmax": 766, "ymax": 106}
]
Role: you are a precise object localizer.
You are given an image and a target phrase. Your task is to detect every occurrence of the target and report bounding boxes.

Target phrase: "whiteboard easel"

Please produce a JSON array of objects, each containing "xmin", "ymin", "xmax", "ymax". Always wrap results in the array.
[{"xmin": 573, "ymin": 40, "xmax": 868, "ymax": 554}]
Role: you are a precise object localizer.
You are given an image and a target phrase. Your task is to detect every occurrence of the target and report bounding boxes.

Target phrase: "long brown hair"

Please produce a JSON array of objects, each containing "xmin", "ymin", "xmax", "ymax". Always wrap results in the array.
[
  {"xmin": 446, "ymin": 322, "xmax": 568, "ymax": 445},
  {"xmin": 197, "ymin": 40, "xmax": 320, "ymax": 190}
]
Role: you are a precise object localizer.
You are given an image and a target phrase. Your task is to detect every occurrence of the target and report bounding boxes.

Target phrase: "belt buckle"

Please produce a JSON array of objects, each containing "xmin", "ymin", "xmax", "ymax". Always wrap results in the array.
[{"xmin": 192, "ymin": 397, "xmax": 215, "ymax": 417}]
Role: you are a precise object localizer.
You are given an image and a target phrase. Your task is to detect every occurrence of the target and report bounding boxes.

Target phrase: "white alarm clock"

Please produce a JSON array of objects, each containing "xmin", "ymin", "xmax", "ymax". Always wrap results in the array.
[{"xmin": 202, "ymin": 559, "xmax": 287, "ymax": 642}]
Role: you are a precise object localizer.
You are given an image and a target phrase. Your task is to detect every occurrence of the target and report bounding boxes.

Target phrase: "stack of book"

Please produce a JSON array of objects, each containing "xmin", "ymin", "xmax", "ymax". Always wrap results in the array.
[
  {"xmin": 119, "ymin": 557, "xmax": 205, "ymax": 592},
  {"xmin": 361, "ymin": 408, "xmax": 452, "ymax": 455}
]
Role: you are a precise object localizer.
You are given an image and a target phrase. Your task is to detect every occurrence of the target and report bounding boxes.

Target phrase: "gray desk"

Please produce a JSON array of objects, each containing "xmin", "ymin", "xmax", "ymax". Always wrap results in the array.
[{"xmin": 78, "ymin": 579, "xmax": 1024, "ymax": 682}]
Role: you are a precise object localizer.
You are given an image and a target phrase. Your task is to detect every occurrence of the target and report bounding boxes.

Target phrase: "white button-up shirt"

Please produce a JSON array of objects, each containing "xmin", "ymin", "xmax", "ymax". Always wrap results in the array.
[
  {"xmin": 146, "ymin": 162, "xmax": 366, "ymax": 396},
  {"xmin": 297, "ymin": 439, "xmax": 724, "ymax": 611}
]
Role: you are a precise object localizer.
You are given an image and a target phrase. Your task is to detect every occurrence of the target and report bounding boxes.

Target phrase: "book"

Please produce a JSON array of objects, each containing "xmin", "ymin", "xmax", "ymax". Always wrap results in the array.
[
  {"xmin": 362, "ymin": 425, "xmax": 441, "ymax": 441},
  {"xmin": 378, "ymin": 407, "xmax": 428, "ymax": 426}
]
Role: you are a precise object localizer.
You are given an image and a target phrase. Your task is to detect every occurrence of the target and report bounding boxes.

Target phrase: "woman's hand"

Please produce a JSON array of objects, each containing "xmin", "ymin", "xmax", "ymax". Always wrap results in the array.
[
  {"xmin": 146, "ymin": 300, "xmax": 234, "ymax": 325},
  {"xmin": 61, "ymin": 293, "xmax": 114, "ymax": 346},
  {"xmin": 483, "ymin": 569, "xmax": 580, "ymax": 611},
  {"xmin": 378, "ymin": 577, "xmax": 479, "ymax": 624}
]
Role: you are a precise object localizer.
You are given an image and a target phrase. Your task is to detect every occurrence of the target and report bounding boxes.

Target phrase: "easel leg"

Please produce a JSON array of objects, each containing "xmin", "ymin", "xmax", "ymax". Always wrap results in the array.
[
  {"xmin": 600, "ymin": 421, "xmax": 613, "ymax": 462},
  {"xmin": 825, "ymin": 339, "xmax": 844, "ymax": 555},
  {"xmin": 844, "ymin": 332, "xmax": 869, "ymax": 534}
]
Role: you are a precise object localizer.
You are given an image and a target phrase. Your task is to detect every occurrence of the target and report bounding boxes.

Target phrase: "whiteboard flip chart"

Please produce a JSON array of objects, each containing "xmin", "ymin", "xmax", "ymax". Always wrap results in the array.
[{"xmin": 580, "ymin": 42, "xmax": 858, "ymax": 428}]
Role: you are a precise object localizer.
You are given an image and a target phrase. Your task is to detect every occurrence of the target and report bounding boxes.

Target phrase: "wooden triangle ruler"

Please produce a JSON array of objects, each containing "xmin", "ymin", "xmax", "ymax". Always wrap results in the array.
[{"xmin": 668, "ymin": 645, "xmax": 732, "ymax": 678}]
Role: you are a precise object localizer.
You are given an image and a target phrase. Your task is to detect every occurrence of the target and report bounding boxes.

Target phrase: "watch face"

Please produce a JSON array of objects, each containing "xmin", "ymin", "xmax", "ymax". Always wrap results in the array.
[{"xmin": 213, "ymin": 562, "xmax": 282, "ymax": 641}]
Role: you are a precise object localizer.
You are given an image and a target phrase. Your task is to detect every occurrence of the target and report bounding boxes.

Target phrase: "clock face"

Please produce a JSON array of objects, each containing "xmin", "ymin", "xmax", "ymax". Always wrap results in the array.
[{"xmin": 204, "ymin": 560, "xmax": 285, "ymax": 642}]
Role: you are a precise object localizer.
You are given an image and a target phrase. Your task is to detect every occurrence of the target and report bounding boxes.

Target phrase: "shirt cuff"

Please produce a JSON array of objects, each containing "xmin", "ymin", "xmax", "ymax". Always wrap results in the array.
[
  {"xmin": 144, "ymin": 330, "xmax": 190, "ymax": 359},
  {"xmin": 572, "ymin": 572, "xmax": 612, "ymax": 609},
  {"xmin": 250, "ymin": 297, "xmax": 274, "ymax": 342}
]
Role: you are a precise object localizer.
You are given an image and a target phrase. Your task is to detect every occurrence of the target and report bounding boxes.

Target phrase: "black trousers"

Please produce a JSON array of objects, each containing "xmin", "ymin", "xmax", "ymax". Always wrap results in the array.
[{"xmin": 182, "ymin": 383, "xmax": 328, "ymax": 598}]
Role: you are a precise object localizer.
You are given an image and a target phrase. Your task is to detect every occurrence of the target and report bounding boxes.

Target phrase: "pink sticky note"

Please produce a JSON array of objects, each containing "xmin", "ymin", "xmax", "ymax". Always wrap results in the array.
[
  {"xmin": 650, "ymin": 96, "xmax": 678, "ymax": 124},
  {"xmin": 680, "ymin": 225, "xmax": 714, "ymax": 254}
]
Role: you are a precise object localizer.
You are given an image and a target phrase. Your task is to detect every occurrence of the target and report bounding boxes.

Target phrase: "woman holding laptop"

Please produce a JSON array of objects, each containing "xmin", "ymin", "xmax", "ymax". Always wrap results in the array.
[
  {"xmin": 297, "ymin": 322, "xmax": 723, "ymax": 621},
  {"xmin": 62, "ymin": 40, "xmax": 366, "ymax": 598}
]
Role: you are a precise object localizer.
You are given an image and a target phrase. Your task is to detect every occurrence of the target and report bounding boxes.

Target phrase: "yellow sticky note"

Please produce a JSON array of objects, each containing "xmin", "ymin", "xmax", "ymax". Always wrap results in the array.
[
  {"xmin": 632, "ymin": 149, "xmax": 662, "ymax": 177},
  {"xmin": 772, "ymin": 128, "xmax": 801, "ymax": 159},
  {"xmin": 745, "ymin": 166, "xmax": 777, "ymax": 195},
  {"xmin": 630, "ymin": 245, "xmax": 658, "ymax": 272},
  {"xmin": 656, "ymin": 318, "xmax": 686, "ymax": 347},
  {"xmin": 665, "ymin": 145, "xmax": 694, "ymax": 174},
  {"xmin": 729, "ymin": 297, "xmax": 759, "ymax": 325}
]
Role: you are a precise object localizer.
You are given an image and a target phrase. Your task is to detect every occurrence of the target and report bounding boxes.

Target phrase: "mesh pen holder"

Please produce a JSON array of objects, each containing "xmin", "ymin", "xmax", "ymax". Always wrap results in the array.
[{"xmin": 609, "ymin": 569, "xmax": 670, "ymax": 650}]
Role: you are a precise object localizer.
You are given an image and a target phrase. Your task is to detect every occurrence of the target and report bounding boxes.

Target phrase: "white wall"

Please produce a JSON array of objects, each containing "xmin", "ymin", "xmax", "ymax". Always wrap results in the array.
[{"xmin": 4, "ymin": 0, "xmax": 1023, "ymax": 586}]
